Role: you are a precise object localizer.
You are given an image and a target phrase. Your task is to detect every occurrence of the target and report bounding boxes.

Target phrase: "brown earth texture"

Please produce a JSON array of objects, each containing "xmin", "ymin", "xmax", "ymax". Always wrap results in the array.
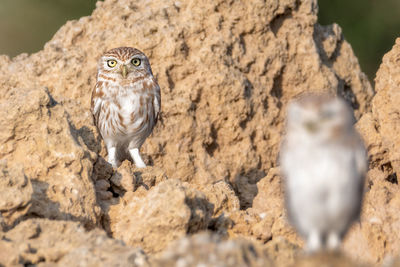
[{"xmin": 0, "ymin": 0, "xmax": 399, "ymax": 266}]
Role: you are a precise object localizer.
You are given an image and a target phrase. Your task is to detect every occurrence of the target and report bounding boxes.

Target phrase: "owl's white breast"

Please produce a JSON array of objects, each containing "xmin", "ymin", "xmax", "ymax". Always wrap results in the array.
[
  {"xmin": 97, "ymin": 78, "xmax": 158, "ymax": 147},
  {"xmin": 281, "ymin": 140, "xmax": 362, "ymax": 235}
]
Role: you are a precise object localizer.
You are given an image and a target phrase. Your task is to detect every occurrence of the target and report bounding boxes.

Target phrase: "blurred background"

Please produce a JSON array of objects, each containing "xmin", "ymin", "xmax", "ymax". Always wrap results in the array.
[
  {"xmin": 0, "ymin": 0, "xmax": 97, "ymax": 55},
  {"xmin": 0, "ymin": 0, "xmax": 399, "ymax": 82},
  {"xmin": 319, "ymin": 0, "xmax": 400, "ymax": 82}
]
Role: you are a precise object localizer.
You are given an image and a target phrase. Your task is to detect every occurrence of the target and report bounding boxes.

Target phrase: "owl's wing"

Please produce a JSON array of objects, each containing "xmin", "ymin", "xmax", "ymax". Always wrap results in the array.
[
  {"xmin": 91, "ymin": 83, "xmax": 103, "ymax": 126},
  {"xmin": 349, "ymin": 135, "xmax": 368, "ymax": 222},
  {"xmin": 278, "ymin": 138, "xmax": 289, "ymax": 178},
  {"xmin": 278, "ymin": 138, "xmax": 298, "ymax": 226},
  {"xmin": 353, "ymin": 135, "xmax": 368, "ymax": 179},
  {"xmin": 153, "ymin": 83, "xmax": 161, "ymax": 124}
]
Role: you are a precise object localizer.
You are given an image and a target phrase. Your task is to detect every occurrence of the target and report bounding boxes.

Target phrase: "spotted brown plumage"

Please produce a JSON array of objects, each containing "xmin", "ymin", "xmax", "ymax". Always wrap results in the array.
[{"xmin": 91, "ymin": 47, "xmax": 161, "ymax": 168}]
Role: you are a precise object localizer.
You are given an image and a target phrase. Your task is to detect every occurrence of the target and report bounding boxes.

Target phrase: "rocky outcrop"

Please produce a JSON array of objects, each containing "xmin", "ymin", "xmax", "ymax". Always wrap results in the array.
[
  {"xmin": 343, "ymin": 38, "xmax": 400, "ymax": 264},
  {"xmin": 0, "ymin": 87, "xmax": 100, "ymax": 229},
  {"xmin": 0, "ymin": 0, "xmax": 394, "ymax": 266},
  {"xmin": 0, "ymin": 0, "xmax": 373, "ymax": 200},
  {"xmin": 108, "ymin": 179, "xmax": 213, "ymax": 253},
  {"xmin": 152, "ymin": 232, "xmax": 273, "ymax": 267},
  {"xmin": 372, "ymin": 38, "xmax": 400, "ymax": 176},
  {"xmin": 0, "ymin": 219, "xmax": 149, "ymax": 266},
  {"xmin": 0, "ymin": 161, "xmax": 32, "ymax": 230}
]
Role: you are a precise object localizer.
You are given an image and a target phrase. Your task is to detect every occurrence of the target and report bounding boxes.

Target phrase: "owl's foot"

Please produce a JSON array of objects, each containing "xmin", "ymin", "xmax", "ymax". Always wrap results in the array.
[
  {"xmin": 306, "ymin": 230, "xmax": 322, "ymax": 253},
  {"xmin": 107, "ymin": 146, "xmax": 120, "ymax": 169},
  {"xmin": 110, "ymin": 161, "xmax": 119, "ymax": 169},
  {"xmin": 326, "ymin": 232, "xmax": 341, "ymax": 251},
  {"xmin": 129, "ymin": 148, "xmax": 146, "ymax": 168}
]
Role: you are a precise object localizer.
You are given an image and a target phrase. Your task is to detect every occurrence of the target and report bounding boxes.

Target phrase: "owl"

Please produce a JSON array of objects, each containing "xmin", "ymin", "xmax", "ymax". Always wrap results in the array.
[
  {"xmin": 91, "ymin": 47, "xmax": 160, "ymax": 168},
  {"xmin": 279, "ymin": 94, "xmax": 367, "ymax": 252}
]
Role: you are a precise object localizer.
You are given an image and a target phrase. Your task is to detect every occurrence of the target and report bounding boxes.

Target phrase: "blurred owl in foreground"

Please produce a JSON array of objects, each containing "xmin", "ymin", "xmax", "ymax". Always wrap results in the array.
[
  {"xmin": 91, "ymin": 47, "xmax": 160, "ymax": 168},
  {"xmin": 279, "ymin": 94, "xmax": 367, "ymax": 252}
]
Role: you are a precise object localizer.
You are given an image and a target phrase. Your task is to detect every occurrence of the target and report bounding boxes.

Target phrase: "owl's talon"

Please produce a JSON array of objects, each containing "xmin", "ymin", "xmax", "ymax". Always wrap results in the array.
[
  {"xmin": 326, "ymin": 232, "xmax": 341, "ymax": 251},
  {"xmin": 106, "ymin": 146, "xmax": 119, "ymax": 168},
  {"xmin": 306, "ymin": 230, "xmax": 322, "ymax": 253},
  {"xmin": 129, "ymin": 148, "xmax": 146, "ymax": 168},
  {"xmin": 111, "ymin": 163, "xmax": 118, "ymax": 170}
]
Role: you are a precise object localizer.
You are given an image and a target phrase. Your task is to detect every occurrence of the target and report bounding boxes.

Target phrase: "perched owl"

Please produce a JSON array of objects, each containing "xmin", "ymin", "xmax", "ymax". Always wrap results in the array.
[
  {"xmin": 91, "ymin": 47, "xmax": 160, "ymax": 168},
  {"xmin": 279, "ymin": 94, "xmax": 367, "ymax": 252}
]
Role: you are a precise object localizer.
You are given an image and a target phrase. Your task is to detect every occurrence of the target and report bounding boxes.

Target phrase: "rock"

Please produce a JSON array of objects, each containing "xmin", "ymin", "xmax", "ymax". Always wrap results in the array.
[
  {"xmin": 110, "ymin": 161, "xmax": 138, "ymax": 193},
  {"xmin": 252, "ymin": 168, "xmax": 284, "ymax": 232},
  {"xmin": 0, "ymin": 0, "xmax": 372, "ymax": 200},
  {"xmin": 0, "ymin": 219, "xmax": 149, "ymax": 267},
  {"xmin": 292, "ymin": 252, "xmax": 365, "ymax": 267},
  {"xmin": 153, "ymin": 233, "xmax": 358, "ymax": 267},
  {"xmin": 343, "ymin": 171, "xmax": 400, "ymax": 264},
  {"xmin": 372, "ymin": 37, "xmax": 400, "ymax": 176},
  {"xmin": 264, "ymin": 237, "xmax": 300, "ymax": 267},
  {"xmin": 337, "ymin": 38, "xmax": 400, "ymax": 264},
  {"xmin": 0, "ymin": 87, "xmax": 100, "ymax": 228},
  {"xmin": 108, "ymin": 179, "xmax": 213, "ymax": 253},
  {"xmin": 234, "ymin": 173, "xmax": 262, "ymax": 209},
  {"xmin": 228, "ymin": 209, "xmax": 262, "ymax": 238},
  {"xmin": 0, "ymin": 161, "xmax": 32, "ymax": 230},
  {"xmin": 223, "ymin": 168, "xmax": 301, "ymax": 266},
  {"xmin": 110, "ymin": 160, "xmax": 168, "ymax": 195},
  {"xmin": 95, "ymin": 178, "xmax": 113, "ymax": 201},
  {"xmin": 201, "ymin": 180, "xmax": 240, "ymax": 235},
  {"xmin": 244, "ymin": 168, "xmax": 300, "ymax": 245},
  {"xmin": 153, "ymin": 232, "xmax": 273, "ymax": 267},
  {"xmin": 92, "ymin": 156, "xmax": 114, "ymax": 182},
  {"xmin": 355, "ymin": 113, "xmax": 386, "ymax": 172},
  {"xmin": 383, "ymin": 256, "xmax": 400, "ymax": 267},
  {"xmin": 202, "ymin": 180, "xmax": 240, "ymax": 216},
  {"xmin": 98, "ymin": 162, "xmax": 169, "ymax": 235}
]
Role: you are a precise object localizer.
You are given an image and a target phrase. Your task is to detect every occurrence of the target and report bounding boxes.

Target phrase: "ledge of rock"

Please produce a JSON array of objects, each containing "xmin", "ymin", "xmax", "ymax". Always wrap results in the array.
[
  {"xmin": 0, "ymin": 161, "xmax": 32, "ymax": 230},
  {"xmin": 109, "ymin": 179, "xmax": 213, "ymax": 253},
  {"xmin": 0, "ymin": 87, "xmax": 100, "ymax": 229},
  {"xmin": 346, "ymin": 37, "xmax": 400, "ymax": 264},
  {"xmin": 0, "ymin": 219, "xmax": 149, "ymax": 266},
  {"xmin": 152, "ymin": 232, "xmax": 273, "ymax": 266}
]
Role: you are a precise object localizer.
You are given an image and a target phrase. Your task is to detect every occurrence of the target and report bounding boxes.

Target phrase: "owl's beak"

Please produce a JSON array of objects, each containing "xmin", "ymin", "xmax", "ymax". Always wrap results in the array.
[
  {"xmin": 121, "ymin": 65, "xmax": 129, "ymax": 78},
  {"xmin": 304, "ymin": 121, "xmax": 318, "ymax": 133}
]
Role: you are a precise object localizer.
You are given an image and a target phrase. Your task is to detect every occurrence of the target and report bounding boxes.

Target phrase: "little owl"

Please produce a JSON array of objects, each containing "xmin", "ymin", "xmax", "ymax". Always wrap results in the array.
[
  {"xmin": 279, "ymin": 94, "xmax": 367, "ymax": 252},
  {"xmin": 91, "ymin": 47, "xmax": 160, "ymax": 168}
]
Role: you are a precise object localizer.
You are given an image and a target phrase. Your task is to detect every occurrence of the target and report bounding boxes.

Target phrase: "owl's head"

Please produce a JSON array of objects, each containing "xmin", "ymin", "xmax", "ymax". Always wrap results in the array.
[
  {"xmin": 97, "ymin": 47, "xmax": 153, "ymax": 80},
  {"xmin": 286, "ymin": 94, "xmax": 355, "ymax": 142}
]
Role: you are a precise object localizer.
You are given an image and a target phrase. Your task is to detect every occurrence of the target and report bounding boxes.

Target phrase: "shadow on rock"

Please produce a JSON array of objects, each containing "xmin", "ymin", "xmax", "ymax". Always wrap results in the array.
[
  {"xmin": 24, "ymin": 179, "xmax": 96, "ymax": 230},
  {"xmin": 232, "ymin": 168, "xmax": 266, "ymax": 209}
]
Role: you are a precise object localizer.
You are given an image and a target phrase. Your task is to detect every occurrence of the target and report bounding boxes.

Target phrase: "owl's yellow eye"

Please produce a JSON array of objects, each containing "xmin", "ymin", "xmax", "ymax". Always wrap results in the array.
[
  {"xmin": 107, "ymin": 60, "xmax": 117, "ymax": 68},
  {"xmin": 131, "ymin": 58, "xmax": 141, "ymax": 66}
]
